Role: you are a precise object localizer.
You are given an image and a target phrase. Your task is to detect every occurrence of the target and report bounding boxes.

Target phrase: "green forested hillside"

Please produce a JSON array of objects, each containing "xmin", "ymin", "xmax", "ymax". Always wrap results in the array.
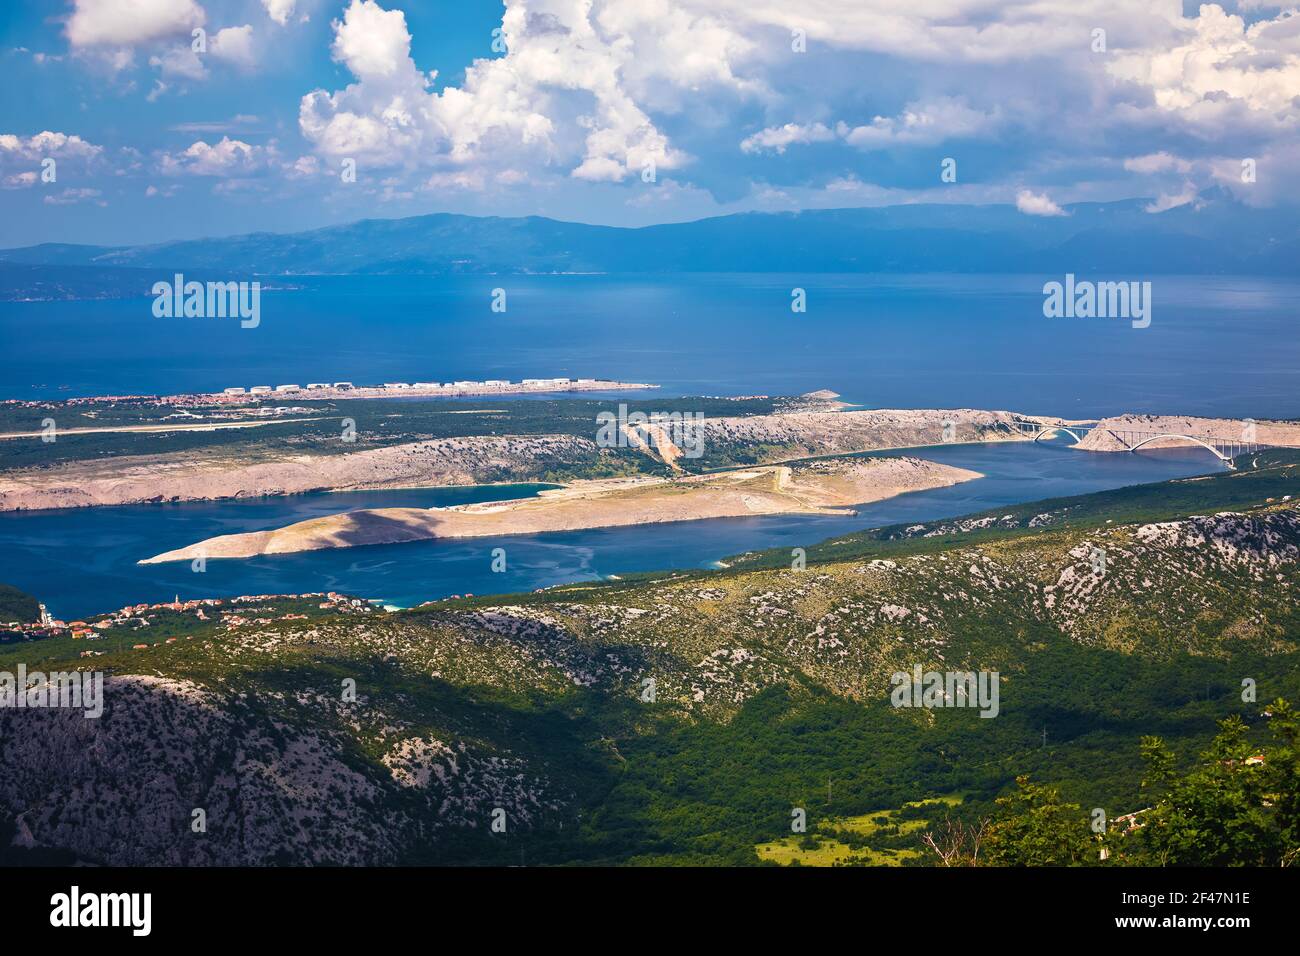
[
  {"xmin": 3, "ymin": 458, "xmax": 1299, "ymax": 865},
  {"xmin": 0, "ymin": 583, "xmax": 39, "ymax": 624}
]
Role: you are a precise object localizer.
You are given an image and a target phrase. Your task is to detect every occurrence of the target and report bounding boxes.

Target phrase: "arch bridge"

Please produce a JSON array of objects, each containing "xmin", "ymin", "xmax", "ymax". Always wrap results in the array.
[
  {"xmin": 1006, "ymin": 419, "xmax": 1096, "ymax": 445},
  {"xmin": 1004, "ymin": 421, "xmax": 1269, "ymax": 469},
  {"xmin": 1110, "ymin": 429, "xmax": 1267, "ymax": 469}
]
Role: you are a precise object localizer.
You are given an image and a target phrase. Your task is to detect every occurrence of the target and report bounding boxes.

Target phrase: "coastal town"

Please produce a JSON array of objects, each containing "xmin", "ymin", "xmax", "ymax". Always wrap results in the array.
[
  {"xmin": 213, "ymin": 376, "xmax": 654, "ymax": 403},
  {"xmin": 0, "ymin": 590, "xmax": 379, "ymax": 649},
  {"xmin": 0, "ymin": 376, "xmax": 657, "ymax": 415}
]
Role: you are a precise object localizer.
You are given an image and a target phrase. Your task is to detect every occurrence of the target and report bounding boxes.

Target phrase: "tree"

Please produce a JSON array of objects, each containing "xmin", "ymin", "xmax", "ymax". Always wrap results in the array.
[
  {"xmin": 984, "ymin": 776, "xmax": 1095, "ymax": 866},
  {"xmin": 921, "ymin": 816, "xmax": 989, "ymax": 866},
  {"xmin": 1139, "ymin": 734, "xmax": 1176, "ymax": 799},
  {"xmin": 1129, "ymin": 712, "xmax": 1280, "ymax": 866},
  {"xmin": 1260, "ymin": 699, "xmax": 1300, "ymax": 864}
]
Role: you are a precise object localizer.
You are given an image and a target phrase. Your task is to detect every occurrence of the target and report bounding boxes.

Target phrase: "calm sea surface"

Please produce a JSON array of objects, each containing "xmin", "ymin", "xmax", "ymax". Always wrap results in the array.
[{"xmin": 3, "ymin": 273, "xmax": 1299, "ymax": 419}]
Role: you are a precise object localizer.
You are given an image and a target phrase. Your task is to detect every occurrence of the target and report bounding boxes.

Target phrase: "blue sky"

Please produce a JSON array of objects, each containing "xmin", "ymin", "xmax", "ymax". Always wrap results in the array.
[{"xmin": 2, "ymin": 0, "xmax": 1298, "ymax": 246}]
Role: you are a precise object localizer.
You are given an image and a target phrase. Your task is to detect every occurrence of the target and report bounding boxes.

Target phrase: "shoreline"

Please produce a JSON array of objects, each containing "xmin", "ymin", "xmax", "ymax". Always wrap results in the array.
[{"xmin": 718, "ymin": 433, "xmax": 1039, "ymax": 472}]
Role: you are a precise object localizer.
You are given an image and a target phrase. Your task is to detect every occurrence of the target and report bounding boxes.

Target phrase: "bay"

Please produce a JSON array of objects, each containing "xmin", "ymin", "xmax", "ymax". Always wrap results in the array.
[{"xmin": 0, "ymin": 441, "xmax": 1224, "ymax": 619}]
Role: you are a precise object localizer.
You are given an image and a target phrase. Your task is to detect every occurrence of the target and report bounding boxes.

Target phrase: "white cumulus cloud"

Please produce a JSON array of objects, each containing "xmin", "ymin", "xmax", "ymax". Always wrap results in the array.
[
  {"xmin": 1015, "ymin": 189, "xmax": 1067, "ymax": 216},
  {"xmin": 261, "ymin": 0, "xmax": 296, "ymax": 26},
  {"xmin": 210, "ymin": 24, "xmax": 255, "ymax": 67},
  {"xmin": 66, "ymin": 0, "xmax": 205, "ymax": 48},
  {"xmin": 330, "ymin": 0, "xmax": 410, "ymax": 79},
  {"xmin": 1144, "ymin": 182, "xmax": 1200, "ymax": 213},
  {"xmin": 159, "ymin": 137, "xmax": 268, "ymax": 175},
  {"xmin": 300, "ymin": 0, "xmax": 753, "ymax": 184},
  {"xmin": 841, "ymin": 98, "xmax": 997, "ymax": 149},
  {"xmin": 49, "ymin": 0, "xmax": 1300, "ymax": 215},
  {"xmin": 740, "ymin": 123, "xmax": 837, "ymax": 154},
  {"xmin": 0, "ymin": 131, "xmax": 103, "ymax": 160},
  {"xmin": 1107, "ymin": 4, "xmax": 1300, "ymax": 133}
]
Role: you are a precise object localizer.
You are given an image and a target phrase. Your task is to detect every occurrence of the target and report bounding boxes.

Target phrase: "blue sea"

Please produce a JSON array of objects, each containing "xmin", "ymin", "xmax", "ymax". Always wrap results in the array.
[
  {"xmin": 0, "ymin": 272, "xmax": 1290, "ymax": 617},
  {"xmin": 3, "ymin": 273, "xmax": 1300, "ymax": 419}
]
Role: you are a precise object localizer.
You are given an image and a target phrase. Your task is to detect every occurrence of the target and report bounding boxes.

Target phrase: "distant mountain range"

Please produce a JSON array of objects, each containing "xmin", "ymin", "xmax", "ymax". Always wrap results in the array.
[{"xmin": 2, "ymin": 190, "xmax": 1296, "ymax": 299}]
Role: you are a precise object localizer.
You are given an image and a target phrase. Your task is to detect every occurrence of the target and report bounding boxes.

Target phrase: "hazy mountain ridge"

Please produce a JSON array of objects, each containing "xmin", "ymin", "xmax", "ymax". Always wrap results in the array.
[{"xmin": 2, "ymin": 194, "xmax": 1296, "ymax": 297}]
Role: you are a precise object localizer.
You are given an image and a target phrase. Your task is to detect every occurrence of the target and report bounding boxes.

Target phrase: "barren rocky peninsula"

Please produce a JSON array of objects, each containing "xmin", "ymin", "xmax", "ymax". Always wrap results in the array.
[
  {"xmin": 140, "ymin": 456, "xmax": 982, "ymax": 563},
  {"xmin": 0, "ymin": 406, "xmax": 1037, "ymax": 512},
  {"xmin": 8, "ymin": 402, "xmax": 1298, "ymax": 517},
  {"xmin": 0, "ymin": 435, "xmax": 595, "ymax": 512}
]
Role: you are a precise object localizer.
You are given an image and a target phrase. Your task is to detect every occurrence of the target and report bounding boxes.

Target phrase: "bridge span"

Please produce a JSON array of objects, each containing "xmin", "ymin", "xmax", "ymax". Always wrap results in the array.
[
  {"xmin": 1002, "ymin": 420, "xmax": 1268, "ymax": 468},
  {"xmin": 1107, "ymin": 429, "xmax": 1266, "ymax": 468},
  {"xmin": 1005, "ymin": 419, "xmax": 1097, "ymax": 444}
]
